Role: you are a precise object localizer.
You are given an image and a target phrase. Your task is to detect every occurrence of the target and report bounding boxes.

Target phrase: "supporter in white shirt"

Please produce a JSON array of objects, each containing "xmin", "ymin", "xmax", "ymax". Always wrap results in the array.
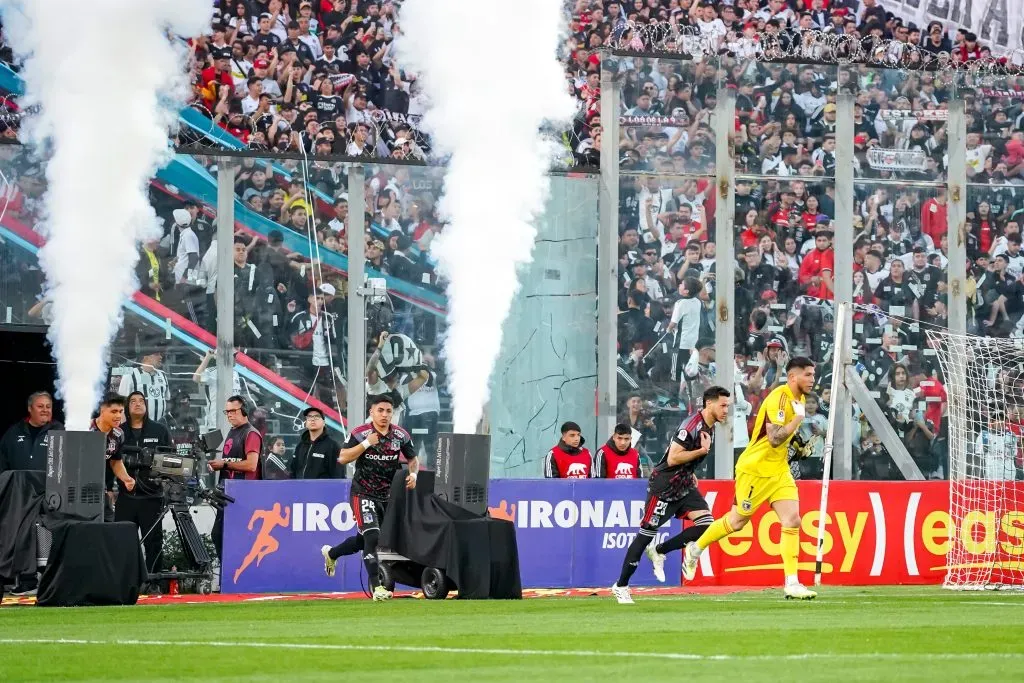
[
  {"xmin": 732, "ymin": 375, "xmax": 753, "ymax": 451},
  {"xmin": 994, "ymin": 235, "xmax": 1024, "ymax": 279},
  {"xmin": 193, "ymin": 351, "xmax": 245, "ymax": 432},
  {"xmin": 172, "ymin": 209, "xmax": 200, "ymax": 283},
  {"xmin": 637, "ymin": 178, "xmax": 675, "ymax": 235},
  {"xmin": 965, "ymin": 133, "xmax": 993, "ymax": 176},
  {"xmin": 668, "ymin": 281, "xmax": 703, "ymax": 356}
]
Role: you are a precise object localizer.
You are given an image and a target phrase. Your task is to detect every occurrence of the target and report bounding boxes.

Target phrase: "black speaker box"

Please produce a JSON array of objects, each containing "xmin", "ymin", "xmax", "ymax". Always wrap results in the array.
[
  {"xmin": 45, "ymin": 431, "xmax": 105, "ymax": 521},
  {"xmin": 433, "ymin": 433, "xmax": 490, "ymax": 516}
]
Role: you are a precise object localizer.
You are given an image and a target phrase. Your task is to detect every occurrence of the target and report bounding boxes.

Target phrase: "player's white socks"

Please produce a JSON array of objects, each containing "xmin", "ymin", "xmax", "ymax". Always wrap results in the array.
[{"xmin": 785, "ymin": 575, "xmax": 800, "ymax": 587}]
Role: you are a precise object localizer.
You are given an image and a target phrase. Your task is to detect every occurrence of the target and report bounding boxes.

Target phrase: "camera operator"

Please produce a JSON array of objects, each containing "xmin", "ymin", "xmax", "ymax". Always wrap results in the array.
[
  {"xmin": 119, "ymin": 392, "xmax": 171, "ymax": 574},
  {"xmin": 90, "ymin": 394, "xmax": 133, "ymax": 522},
  {"xmin": 290, "ymin": 407, "xmax": 342, "ymax": 479},
  {"xmin": 208, "ymin": 395, "xmax": 263, "ymax": 559}
]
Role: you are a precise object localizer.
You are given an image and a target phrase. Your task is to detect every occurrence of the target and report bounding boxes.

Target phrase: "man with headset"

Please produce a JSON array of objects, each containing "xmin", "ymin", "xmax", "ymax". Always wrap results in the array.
[{"xmin": 208, "ymin": 395, "xmax": 263, "ymax": 559}]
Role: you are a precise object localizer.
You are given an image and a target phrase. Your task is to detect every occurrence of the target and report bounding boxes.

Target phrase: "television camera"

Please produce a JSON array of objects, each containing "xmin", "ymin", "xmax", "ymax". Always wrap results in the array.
[{"xmin": 121, "ymin": 431, "xmax": 233, "ymax": 591}]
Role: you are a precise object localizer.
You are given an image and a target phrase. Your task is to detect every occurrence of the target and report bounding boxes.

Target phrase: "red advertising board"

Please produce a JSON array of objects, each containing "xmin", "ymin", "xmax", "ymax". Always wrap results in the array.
[{"xmin": 687, "ymin": 480, "xmax": 1024, "ymax": 586}]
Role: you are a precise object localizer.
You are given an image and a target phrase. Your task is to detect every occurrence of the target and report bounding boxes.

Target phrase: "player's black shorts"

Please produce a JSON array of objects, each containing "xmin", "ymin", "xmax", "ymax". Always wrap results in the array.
[
  {"xmin": 638, "ymin": 488, "xmax": 709, "ymax": 533},
  {"xmin": 351, "ymin": 493, "xmax": 387, "ymax": 533}
]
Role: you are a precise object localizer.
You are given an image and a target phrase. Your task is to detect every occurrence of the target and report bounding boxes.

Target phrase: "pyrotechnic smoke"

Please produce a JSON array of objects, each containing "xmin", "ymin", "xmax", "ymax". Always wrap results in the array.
[
  {"xmin": 2, "ymin": 0, "xmax": 211, "ymax": 428},
  {"xmin": 397, "ymin": 0, "xmax": 575, "ymax": 433}
]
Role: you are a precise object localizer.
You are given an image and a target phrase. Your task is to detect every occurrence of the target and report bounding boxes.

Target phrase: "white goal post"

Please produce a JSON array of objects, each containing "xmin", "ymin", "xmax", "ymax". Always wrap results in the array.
[{"xmin": 925, "ymin": 331, "xmax": 1024, "ymax": 590}]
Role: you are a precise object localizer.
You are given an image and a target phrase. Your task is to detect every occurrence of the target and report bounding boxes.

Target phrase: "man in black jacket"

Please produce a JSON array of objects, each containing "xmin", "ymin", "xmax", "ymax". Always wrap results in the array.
[
  {"xmin": 0, "ymin": 391, "xmax": 61, "ymax": 594},
  {"xmin": 119, "ymin": 392, "xmax": 172, "ymax": 574},
  {"xmin": 0, "ymin": 391, "xmax": 62, "ymax": 474},
  {"xmin": 290, "ymin": 407, "xmax": 342, "ymax": 479}
]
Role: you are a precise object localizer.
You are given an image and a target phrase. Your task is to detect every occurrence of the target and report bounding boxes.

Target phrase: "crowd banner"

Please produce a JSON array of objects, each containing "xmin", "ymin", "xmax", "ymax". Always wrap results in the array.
[
  {"xmin": 222, "ymin": 479, "xmax": 1024, "ymax": 594},
  {"xmin": 885, "ymin": 0, "xmax": 1023, "ymax": 57}
]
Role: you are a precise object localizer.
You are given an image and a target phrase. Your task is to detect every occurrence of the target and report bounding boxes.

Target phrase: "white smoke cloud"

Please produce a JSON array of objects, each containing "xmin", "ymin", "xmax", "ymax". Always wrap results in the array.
[
  {"xmin": 396, "ymin": 0, "xmax": 575, "ymax": 433},
  {"xmin": 2, "ymin": 0, "xmax": 211, "ymax": 428}
]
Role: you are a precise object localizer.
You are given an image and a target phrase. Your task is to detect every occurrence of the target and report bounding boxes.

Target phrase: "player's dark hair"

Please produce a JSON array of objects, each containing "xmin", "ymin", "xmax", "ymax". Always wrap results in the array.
[
  {"xmin": 99, "ymin": 393, "xmax": 125, "ymax": 409},
  {"xmin": 786, "ymin": 356, "xmax": 816, "ymax": 372},
  {"xmin": 369, "ymin": 394, "xmax": 395, "ymax": 408},
  {"xmin": 702, "ymin": 385, "xmax": 731, "ymax": 405},
  {"xmin": 561, "ymin": 421, "xmax": 582, "ymax": 434},
  {"xmin": 226, "ymin": 395, "xmax": 248, "ymax": 416},
  {"xmin": 613, "ymin": 423, "xmax": 631, "ymax": 436}
]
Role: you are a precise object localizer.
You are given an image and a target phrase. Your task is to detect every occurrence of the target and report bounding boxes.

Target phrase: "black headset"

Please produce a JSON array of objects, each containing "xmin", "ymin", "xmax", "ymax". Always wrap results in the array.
[{"xmin": 227, "ymin": 395, "xmax": 248, "ymax": 417}]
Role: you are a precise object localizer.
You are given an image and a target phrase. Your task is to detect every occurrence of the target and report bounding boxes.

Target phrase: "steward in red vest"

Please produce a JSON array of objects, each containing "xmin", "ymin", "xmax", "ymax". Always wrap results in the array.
[
  {"xmin": 595, "ymin": 424, "xmax": 641, "ymax": 478},
  {"xmin": 543, "ymin": 421, "xmax": 594, "ymax": 478}
]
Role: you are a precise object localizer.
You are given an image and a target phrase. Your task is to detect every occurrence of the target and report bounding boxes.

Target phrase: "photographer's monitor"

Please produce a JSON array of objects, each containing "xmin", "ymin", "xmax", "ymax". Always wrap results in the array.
[{"xmin": 46, "ymin": 430, "xmax": 105, "ymax": 521}]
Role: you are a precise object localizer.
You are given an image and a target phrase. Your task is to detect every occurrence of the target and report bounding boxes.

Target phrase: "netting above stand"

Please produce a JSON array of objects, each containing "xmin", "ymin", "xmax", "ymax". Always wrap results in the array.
[{"xmin": 926, "ymin": 331, "xmax": 1024, "ymax": 590}]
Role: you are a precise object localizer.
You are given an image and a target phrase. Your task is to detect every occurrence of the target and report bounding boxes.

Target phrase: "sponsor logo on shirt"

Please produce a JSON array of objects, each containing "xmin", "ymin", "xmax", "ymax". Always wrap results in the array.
[
  {"xmin": 565, "ymin": 462, "xmax": 589, "ymax": 477},
  {"xmin": 614, "ymin": 462, "xmax": 635, "ymax": 478}
]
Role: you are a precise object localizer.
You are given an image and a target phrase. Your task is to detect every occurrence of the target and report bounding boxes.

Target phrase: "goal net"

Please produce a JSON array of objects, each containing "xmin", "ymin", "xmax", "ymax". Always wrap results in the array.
[{"xmin": 926, "ymin": 331, "xmax": 1024, "ymax": 590}]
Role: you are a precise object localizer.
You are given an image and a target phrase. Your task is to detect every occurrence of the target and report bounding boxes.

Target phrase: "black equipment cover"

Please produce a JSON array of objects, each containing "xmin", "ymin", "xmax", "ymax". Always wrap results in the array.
[
  {"xmin": 0, "ymin": 470, "xmax": 44, "ymax": 582},
  {"xmin": 379, "ymin": 470, "xmax": 521, "ymax": 599},
  {"xmin": 36, "ymin": 519, "xmax": 147, "ymax": 606}
]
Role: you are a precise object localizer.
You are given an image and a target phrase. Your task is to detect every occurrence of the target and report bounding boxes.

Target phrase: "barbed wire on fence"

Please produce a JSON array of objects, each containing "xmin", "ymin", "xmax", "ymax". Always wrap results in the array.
[
  {"xmin": 615, "ymin": 22, "xmax": 1024, "ymax": 79},
  {"xmin": 173, "ymin": 100, "xmax": 430, "ymax": 162}
]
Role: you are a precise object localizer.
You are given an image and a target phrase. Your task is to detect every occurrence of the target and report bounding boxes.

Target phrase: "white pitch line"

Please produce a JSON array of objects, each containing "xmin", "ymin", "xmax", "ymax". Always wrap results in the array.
[
  {"xmin": 0, "ymin": 639, "xmax": 1021, "ymax": 663},
  {"xmin": 648, "ymin": 597, "xmax": 1024, "ymax": 605}
]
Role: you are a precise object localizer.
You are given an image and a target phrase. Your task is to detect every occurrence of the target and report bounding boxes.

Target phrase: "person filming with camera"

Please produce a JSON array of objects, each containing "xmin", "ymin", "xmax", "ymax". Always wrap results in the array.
[
  {"xmin": 209, "ymin": 395, "xmax": 263, "ymax": 559},
  {"xmin": 91, "ymin": 394, "xmax": 133, "ymax": 522},
  {"xmin": 118, "ymin": 391, "xmax": 172, "ymax": 574}
]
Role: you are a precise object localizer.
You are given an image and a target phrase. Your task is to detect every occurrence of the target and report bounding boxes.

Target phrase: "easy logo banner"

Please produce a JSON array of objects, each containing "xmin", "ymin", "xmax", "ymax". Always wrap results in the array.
[{"xmin": 222, "ymin": 479, "xmax": 1024, "ymax": 593}]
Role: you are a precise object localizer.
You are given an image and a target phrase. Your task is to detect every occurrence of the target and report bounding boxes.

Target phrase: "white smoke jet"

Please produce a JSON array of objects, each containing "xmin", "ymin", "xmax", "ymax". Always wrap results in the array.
[
  {"xmin": 2, "ymin": 0, "xmax": 211, "ymax": 428},
  {"xmin": 397, "ymin": 0, "xmax": 575, "ymax": 433}
]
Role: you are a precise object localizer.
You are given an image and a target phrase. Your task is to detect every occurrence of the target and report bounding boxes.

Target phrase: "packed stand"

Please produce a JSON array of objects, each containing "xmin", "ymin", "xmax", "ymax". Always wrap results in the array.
[
  {"xmin": 179, "ymin": 0, "xmax": 429, "ymax": 162},
  {"xmin": 607, "ymin": 1, "xmax": 1022, "ymax": 481},
  {"xmin": 561, "ymin": 0, "xmax": 1022, "ymax": 169}
]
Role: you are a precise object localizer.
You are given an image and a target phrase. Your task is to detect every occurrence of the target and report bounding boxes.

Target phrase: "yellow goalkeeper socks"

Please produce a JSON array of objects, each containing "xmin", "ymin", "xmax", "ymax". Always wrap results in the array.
[
  {"xmin": 696, "ymin": 516, "xmax": 734, "ymax": 551},
  {"xmin": 781, "ymin": 527, "xmax": 800, "ymax": 578}
]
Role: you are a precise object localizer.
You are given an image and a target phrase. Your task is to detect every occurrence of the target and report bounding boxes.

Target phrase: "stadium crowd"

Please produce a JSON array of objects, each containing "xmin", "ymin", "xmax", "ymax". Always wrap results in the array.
[
  {"xmin": 2, "ymin": 0, "xmax": 1024, "ymax": 483},
  {"xmin": 602, "ymin": 2, "xmax": 1024, "ymax": 481}
]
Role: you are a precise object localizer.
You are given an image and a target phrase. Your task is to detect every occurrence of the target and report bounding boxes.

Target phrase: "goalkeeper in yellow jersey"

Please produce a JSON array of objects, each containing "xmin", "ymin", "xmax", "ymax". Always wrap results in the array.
[{"xmin": 682, "ymin": 356, "xmax": 818, "ymax": 600}]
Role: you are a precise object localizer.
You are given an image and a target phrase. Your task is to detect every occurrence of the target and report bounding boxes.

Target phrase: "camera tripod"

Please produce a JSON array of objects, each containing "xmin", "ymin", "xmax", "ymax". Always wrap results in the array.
[{"xmin": 140, "ymin": 497, "xmax": 214, "ymax": 591}]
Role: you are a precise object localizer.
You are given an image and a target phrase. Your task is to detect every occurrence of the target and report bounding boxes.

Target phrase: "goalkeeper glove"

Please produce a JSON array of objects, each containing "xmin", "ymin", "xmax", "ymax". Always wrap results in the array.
[{"xmin": 788, "ymin": 433, "xmax": 811, "ymax": 462}]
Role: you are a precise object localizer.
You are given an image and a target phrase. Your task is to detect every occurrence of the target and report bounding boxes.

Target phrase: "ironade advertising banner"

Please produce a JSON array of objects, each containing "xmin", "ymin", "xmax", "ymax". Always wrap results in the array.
[{"xmin": 222, "ymin": 479, "xmax": 1024, "ymax": 594}]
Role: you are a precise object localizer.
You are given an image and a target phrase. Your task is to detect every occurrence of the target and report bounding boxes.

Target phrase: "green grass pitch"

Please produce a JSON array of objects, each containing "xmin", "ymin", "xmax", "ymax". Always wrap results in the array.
[{"xmin": 1, "ymin": 586, "xmax": 1022, "ymax": 682}]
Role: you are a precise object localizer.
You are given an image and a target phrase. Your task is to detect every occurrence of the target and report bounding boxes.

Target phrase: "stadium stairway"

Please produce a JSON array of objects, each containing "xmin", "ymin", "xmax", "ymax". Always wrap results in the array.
[{"xmin": 0, "ymin": 212, "xmax": 347, "ymax": 436}]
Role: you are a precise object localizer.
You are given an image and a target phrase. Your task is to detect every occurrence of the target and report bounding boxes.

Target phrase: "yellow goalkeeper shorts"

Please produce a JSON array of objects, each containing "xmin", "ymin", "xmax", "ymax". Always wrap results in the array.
[{"xmin": 733, "ymin": 470, "xmax": 799, "ymax": 517}]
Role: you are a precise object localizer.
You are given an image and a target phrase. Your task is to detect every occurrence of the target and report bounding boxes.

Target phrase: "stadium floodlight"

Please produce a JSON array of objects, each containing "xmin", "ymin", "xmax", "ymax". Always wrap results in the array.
[{"xmin": 927, "ymin": 330, "xmax": 1024, "ymax": 590}]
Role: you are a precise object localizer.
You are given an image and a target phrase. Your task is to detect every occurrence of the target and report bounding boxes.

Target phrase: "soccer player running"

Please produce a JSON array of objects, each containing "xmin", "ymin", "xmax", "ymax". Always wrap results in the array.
[
  {"xmin": 682, "ymin": 356, "xmax": 818, "ymax": 600},
  {"xmin": 611, "ymin": 386, "xmax": 731, "ymax": 605},
  {"xmin": 321, "ymin": 394, "xmax": 417, "ymax": 601}
]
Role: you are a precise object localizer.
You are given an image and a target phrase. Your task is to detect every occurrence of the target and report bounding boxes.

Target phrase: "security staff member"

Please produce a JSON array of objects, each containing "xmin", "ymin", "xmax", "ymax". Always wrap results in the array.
[
  {"xmin": 0, "ymin": 391, "xmax": 63, "ymax": 474},
  {"xmin": 208, "ymin": 395, "xmax": 263, "ymax": 558},
  {"xmin": 119, "ymin": 391, "xmax": 171, "ymax": 574},
  {"xmin": 290, "ymin": 407, "xmax": 343, "ymax": 479}
]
